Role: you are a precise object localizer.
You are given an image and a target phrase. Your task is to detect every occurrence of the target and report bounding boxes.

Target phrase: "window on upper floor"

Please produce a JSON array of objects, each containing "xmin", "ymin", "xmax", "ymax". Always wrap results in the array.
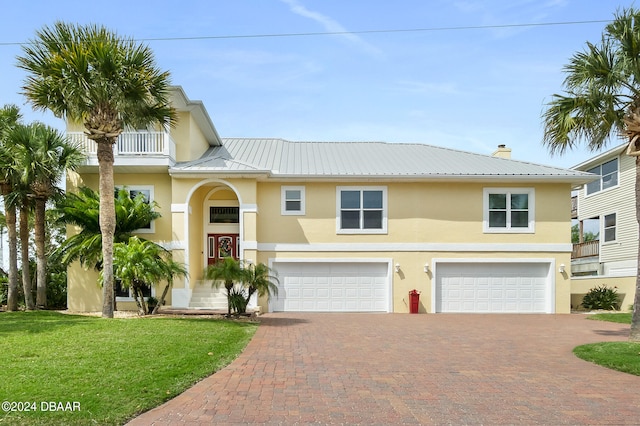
[
  {"xmin": 117, "ymin": 186, "xmax": 155, "ymax": 233},
  {"xmin": 603, "ymin": 213, "xmax": 616, "ymax": 243},
  {"xmin": 483, "ymin": 188, "xmax": 535, "ymax": 233},
  {"xmin": 281, "ymin": 186, "xmax": 305, "ymax": 215},
  {"xmin": 336, "ymin": 186, "xmax": 387, "ymax": 234},
  {"xmin": 586, "ymin": 158, "xmax": 618, "ymax": 195}
]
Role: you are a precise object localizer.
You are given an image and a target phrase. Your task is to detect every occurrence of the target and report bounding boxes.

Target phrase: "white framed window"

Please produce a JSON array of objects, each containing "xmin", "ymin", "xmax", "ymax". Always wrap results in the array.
[
  {"xmin": 281, "ymin": 186, "xmax": 305, "ymax": 215},
  {"xmin": 114, "ymin": 279, "xmax": 155, "ymax": 302},
  {"xmin": 336, "ymin": 186, "xmax": 387, "ymax": 234},
  {"xmin": 483, "ymin": 188, "xmax": 535, "ymax": 233},
  {"xmin": 586, "ymin": 158, "xmax": 618, "ymax": 195},
  {"xmin": 603, "ymin": 213, "xmax": 616, "ymax": 243},
  {"xmin": 117, "ymin": 185, "xmax": 155, "ymax": 233}
]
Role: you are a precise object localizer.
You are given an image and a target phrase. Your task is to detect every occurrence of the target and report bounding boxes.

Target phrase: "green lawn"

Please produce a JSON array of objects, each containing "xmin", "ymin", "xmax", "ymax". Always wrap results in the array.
[
  {"xmin": 575, "ymin": 312, "xmax": 640, "ymax": 376},
  {"xmin": 586, "ymin": 312, "xmax": 632, "ymax": 324},
  {"xmin": 0, "ymin": 311, "xmax": 258, "ymax": 426}
]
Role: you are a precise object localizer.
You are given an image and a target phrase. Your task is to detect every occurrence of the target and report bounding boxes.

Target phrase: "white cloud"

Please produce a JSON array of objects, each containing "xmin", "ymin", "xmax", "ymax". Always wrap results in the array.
[{"xmin": 279, "ymin": 0, "xmax": 383, "ymax": 58}]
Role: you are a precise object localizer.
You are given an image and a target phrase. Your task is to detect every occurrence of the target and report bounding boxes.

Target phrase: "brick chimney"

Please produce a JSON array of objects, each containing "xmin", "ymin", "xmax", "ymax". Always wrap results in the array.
[{"xmin": 492, "ymin": 144, "xmax": 511, "ymax": 159}]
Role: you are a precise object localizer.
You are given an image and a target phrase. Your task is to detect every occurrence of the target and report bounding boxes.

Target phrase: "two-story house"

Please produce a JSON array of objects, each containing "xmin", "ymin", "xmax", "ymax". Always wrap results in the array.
[
  {"xmin": 66, "ymin": 86, "xmax": 595, "ymax": 314},
  {"xmin": 571, "ymin": 143, "xmax": 637, "ymax": 310}
]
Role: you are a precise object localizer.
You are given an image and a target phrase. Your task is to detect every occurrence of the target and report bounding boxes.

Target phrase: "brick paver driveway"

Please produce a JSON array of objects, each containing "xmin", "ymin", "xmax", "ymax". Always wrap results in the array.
[{"xmin": 129, "ymin": 313, "xmax": 640, "ymax": 425}]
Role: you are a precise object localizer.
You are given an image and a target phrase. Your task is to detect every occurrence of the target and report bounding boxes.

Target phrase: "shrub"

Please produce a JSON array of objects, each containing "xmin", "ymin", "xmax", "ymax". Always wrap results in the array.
[
  {"xmin": 581, "ymin": 285, "xmax": 620, "ymax": 311},
  {"xmin": 228, "ymin": 286, "xmax": 248, "ymax": 314}
]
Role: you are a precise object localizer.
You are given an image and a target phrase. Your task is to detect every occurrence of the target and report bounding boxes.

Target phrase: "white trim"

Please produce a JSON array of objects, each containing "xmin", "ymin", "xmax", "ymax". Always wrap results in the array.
[
  {"xmin": 483, "ymin": 187, "xmax": 535, "ymax": 234},
  {"xmin": 430, "ymin": 257, "xmax": 556, "ymax": 314},
  {"xmin": 257, "ymin": 242, "xmax": 571, "ymax": 253},
  {"xmin": 268, "ymin": 257, "xmax": 393, "ymax": 313},
  {"xmin": 241, "ymin": 203, "xmax": 258, "ymax": 213},
  {"xmin": 336, "ymin": 186, "xmax": 388, "ymax": 234},
  {"xmin": 243, "ymin": 240, "xmax": 258, "ymax": 250},
  {"xmin": 171, "ymin": 203, "xmax": 187, "ymax": 213},
  {"xmin": 281, "ymin": 185, "xmax": 306, "ymax": 215}
]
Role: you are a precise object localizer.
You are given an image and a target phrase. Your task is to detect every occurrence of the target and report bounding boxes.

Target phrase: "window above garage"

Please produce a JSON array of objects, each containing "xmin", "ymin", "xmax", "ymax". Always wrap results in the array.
[
  {"xmin": 281, "ymin": 186, "xmax": 305, "ymax": 215},
  {"xmin": 483, "ymin": 188, "xmax": 535, "ymax": 233},
  {"xmin": 336, "ymin": 186, "xmax": 387, "ymax": 234}
]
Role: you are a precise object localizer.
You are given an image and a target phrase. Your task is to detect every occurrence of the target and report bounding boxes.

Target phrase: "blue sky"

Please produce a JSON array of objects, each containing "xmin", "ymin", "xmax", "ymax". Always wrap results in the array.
[{"xmin": 0, "ymin": 0, "xmax": 637, "ymax": 168}]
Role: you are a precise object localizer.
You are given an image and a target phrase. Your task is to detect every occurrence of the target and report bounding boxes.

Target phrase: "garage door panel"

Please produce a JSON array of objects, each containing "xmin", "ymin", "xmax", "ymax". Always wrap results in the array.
[
  {"xmin": 271, "ymin": 262, "xmax": 389, "ymax": 312},
  {"xmin": 437, "ymin": 262, "xmax": 550, "ymax": 313}
]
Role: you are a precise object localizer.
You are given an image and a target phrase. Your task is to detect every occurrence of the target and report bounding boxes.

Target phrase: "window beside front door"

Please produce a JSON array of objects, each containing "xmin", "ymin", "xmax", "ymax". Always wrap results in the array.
[
  {"xmin": 336, "ymin": 186, "xmax": 387, "ymax": 234},
  {"xmin": 483, "ymin": 188, "xmax": 535, "ymax": 233}
]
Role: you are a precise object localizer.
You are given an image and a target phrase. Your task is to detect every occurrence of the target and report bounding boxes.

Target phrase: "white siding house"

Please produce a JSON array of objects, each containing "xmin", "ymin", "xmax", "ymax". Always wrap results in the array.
[{"xmin": 572, "ymin": 143, "xmax": 637, "ymax": 309}]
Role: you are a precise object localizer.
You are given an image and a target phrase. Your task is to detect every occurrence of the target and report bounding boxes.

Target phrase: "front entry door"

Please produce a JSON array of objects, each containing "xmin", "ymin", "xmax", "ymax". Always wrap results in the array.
[{"xmin": 207, "ymin": 234, "xmax": 239, "ymax": 265}]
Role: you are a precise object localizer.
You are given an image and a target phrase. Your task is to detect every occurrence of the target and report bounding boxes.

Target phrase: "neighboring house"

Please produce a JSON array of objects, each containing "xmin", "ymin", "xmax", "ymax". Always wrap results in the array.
[
  {"xmin": 571, "ymin": 143, "xmax": 637, "ymax": 310},
  {"xmin": 66, "ymin": 86, "xmax": 595, "ymax": 314}
]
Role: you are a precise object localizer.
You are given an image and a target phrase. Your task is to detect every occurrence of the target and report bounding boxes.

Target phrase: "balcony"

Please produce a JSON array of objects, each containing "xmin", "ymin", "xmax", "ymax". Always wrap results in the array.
[
  {"xmin": 69, "ymin": 131, "xmax": 176, "ymax": 168},
  {"xmin": 571, "ymin": 240, "xmax": 599, "ymax": 259}
]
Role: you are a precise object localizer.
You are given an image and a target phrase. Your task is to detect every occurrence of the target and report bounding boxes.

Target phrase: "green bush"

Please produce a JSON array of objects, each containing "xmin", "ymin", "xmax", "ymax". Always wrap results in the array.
[
  {"xmin": 228, "ymin": 286, "xmax": 248, "ymax": 314},
  {"xmin": 581, "ymin": 285, "xmax": 620, "ymax": 311}
]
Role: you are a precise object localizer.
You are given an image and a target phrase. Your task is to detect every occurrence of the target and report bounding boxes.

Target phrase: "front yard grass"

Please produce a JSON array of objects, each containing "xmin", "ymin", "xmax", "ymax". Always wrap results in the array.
[
  {"xmin": 574, "ymin": 311, "xmax": 640, "ymax": 376},
  {"xmin": 0, "ymin": 311, "xmax": 258, "ymax": 426}
]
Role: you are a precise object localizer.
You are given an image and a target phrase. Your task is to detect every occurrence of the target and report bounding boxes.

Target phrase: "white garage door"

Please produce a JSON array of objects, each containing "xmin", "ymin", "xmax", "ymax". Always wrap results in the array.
[
  {"xmin": 270, "ymin": 262, "xmax": 390, "ymax": 312},
  {"xmin": 436, "ymin": 262, "xmax": 550, "ymax": 313}
]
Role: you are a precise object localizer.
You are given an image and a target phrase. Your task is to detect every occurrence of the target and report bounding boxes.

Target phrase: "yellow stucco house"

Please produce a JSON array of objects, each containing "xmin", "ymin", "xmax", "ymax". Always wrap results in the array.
[{"xmin": 66, "ymin": 87, "xmax": 596, "ymax": 314}]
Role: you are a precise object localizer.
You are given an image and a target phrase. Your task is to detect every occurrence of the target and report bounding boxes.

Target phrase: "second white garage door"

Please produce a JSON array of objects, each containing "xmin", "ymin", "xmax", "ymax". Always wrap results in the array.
[
  {"xmin": 270, "ymin": 262, "xmax": 390, "ymax": 312},
  {"xmin": 435, "ymin": 262, "xmax": 551, "ymax": 313}
]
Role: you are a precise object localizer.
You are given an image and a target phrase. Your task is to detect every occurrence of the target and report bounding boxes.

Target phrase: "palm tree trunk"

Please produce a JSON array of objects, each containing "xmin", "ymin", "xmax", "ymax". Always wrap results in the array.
[
  {"xmin": 153, "ymin": 284, "xmax": 170, "ymax": 315},
  {"xmin": 34, "ymin": 197, "xmax": 47, "ymax": 307},
  {"xmin": 3, "ymin": 195, "xmax": 18, "ymax": 311},
  {"xmin": 631, "ymin": 156, "xmax": 640, "ymax": 341},
  {"xmin": 97, "ymin": 140, "xmax": 116, "ymax": 318},
  {"xmin": 19, "ymin": 203, "xmax": 34, "ymax": 310}
]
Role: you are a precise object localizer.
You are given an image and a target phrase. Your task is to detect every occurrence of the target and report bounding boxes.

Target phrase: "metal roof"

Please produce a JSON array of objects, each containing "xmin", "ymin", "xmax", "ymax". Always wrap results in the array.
[{"xmin": 170, "ymin": 138, "xmax": 597, "ymax": 182}]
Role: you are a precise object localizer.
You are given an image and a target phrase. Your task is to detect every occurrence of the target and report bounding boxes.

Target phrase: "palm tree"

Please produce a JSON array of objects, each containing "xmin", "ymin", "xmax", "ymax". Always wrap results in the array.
[
  {"xmin": 111, "ymin": 236, "xmax": 187, "ymax": 315},
  {"xmin": 11, "ymin": 122, "xmax": 84, "ymax": 307},
  {"xmin": 18, "ymin": 22, "xmax": 175, "ymax": 318},
  {"xmin": 0, "ymin": 105, "xmax": 21, "ymax": 311},
  {"xmin": 55, "ymin": 187, "xmax": 161, "ymax": 271},
  {"xmin": 204, "ymin": 257, "xmax": 245, "ymax": 317},
  {"xmin": 542, "ymin": 8, "xmax": 640, "ymax": 341},
  {"xmin": 243, "ymin": 262, "xmax": 279, "ymax": 310}
]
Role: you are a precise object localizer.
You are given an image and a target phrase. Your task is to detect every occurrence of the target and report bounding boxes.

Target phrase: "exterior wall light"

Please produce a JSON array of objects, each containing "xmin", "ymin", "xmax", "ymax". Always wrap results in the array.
[
  {"xmin": 395, "ymin": 263, "xmax": 401, "ymax": 273},
  {"xmin": 559, "ymin": 264, "xmax": 565, "ymax": 273},
  {"xmin": 424, "ymin": 263, "xmax": 429, "ymax": 273}
]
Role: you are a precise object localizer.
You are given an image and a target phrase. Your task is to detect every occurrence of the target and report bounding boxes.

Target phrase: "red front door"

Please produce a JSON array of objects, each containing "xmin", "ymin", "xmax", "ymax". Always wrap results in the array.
[{"xmin": 207, "ymin": 234, "xmax": 239, "ymax": 265}]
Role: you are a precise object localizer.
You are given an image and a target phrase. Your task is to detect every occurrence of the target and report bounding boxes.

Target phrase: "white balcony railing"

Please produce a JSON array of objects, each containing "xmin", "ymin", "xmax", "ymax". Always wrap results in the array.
[{"xmin": 69, "ymin": 131, "xmax": 176, "ymax": 163}]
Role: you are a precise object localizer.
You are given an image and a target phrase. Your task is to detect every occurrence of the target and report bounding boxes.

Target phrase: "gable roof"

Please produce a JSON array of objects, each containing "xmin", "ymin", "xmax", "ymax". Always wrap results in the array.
[{"xmin": 170, "ymin": 138, "xmax": 596, "ymax": 183}]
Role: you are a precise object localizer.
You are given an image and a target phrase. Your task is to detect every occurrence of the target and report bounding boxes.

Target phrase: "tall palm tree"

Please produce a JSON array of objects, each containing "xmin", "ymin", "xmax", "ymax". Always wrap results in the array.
[
  {"xmin": 0, "ymin": 105, "xmax": 21, "ymax": 311},
  {"xmin": 18, "ymin": 22, "xmax": 175, "ymax": 318},
  {"xmin": 542, "ymin": 8, "xmax": 640, "ymax": 341},
  {"xmin": 11, "ymin": 122, "xmax": 85, "ymax": 307}
]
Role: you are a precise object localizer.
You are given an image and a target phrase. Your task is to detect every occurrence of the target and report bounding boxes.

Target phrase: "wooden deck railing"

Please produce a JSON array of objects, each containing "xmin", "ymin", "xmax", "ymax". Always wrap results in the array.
[{"xmin": 572, "ymin": 240, "xmax": 599, "ymax": 259}]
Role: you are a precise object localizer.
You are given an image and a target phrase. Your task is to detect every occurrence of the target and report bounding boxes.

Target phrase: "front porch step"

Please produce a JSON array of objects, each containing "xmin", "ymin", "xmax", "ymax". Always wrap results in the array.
[{"xmin": 188, "ymin": 283, "xmax": 228, "ymax": 309}]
